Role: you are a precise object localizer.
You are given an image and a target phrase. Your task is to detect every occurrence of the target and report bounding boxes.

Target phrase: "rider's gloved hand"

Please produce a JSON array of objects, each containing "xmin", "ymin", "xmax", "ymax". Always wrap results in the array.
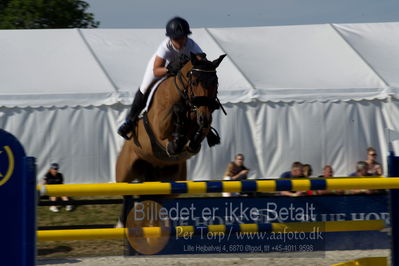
[
  {"xmin": 167, "ymin": 54, "xmax": 190, "ymax": 75},
  {"xmin": 166, "ymin": 61, "xmax": 181, "ymax": 75}
]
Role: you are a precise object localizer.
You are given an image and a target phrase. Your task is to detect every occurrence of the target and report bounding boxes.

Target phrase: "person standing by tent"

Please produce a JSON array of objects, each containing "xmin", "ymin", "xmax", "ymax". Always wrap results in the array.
[
  {"xmin": 118, "ymin": 16, "xmax": 204, "ymax": 139},
  {"xmin": 366, "ymin": 147, "xmax": 383, "ymax": 176}
]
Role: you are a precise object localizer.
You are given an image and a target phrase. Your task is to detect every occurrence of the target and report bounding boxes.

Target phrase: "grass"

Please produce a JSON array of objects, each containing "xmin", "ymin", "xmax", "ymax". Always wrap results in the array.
[
  {"xmin": 37, "ymin": 193, "xmax": 221, "ymax": 258},
  {"xmin": 37, "ymin": 196, "xmax": 124, "ymax": 258}
]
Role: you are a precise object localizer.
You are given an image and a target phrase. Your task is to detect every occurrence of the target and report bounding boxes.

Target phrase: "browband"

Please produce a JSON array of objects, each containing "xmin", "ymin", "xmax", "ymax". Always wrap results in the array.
[{"xmin": 191, "ymin": 68, "xmax": 217, "ymax": 73}]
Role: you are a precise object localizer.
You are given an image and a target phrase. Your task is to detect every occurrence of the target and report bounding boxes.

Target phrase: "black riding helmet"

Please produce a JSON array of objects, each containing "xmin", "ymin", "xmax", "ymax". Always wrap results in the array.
[{"xmin": 165, "ymin": 17, "xmax": 192, "ymax": 39}]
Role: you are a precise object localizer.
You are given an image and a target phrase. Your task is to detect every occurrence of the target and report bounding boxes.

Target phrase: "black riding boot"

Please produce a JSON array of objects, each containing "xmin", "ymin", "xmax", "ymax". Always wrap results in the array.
[{"xmin": 118, "ymin": 90, "xmax": 146, "ymax": 140}]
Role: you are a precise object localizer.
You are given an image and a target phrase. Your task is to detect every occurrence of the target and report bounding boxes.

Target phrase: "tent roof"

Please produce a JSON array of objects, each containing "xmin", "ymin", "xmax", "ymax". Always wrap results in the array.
[{"xmin": 0, "ymin": 22, "xmax": 398, "ymax": 108}]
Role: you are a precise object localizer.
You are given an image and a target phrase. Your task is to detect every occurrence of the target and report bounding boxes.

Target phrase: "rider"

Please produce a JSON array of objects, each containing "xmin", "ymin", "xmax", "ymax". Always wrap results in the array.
[{"xmin": 118, "ymin": 16, "xmax": 204, "ymax": 139}]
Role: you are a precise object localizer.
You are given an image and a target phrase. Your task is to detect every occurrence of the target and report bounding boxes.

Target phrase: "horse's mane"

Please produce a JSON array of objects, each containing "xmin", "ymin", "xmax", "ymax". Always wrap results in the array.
[
  {"xmin": 193, "ymin": 60, "xmax": 216, "ymax": 71},
  {"xmin": 175, "ymin": 53, "xmax": 219, "ymax": 87},
  {"xmin": 192, "ymin": 53, "xmax": 217, "ymax": 71},
  {"xmin": 176, "ymin": 53, "xmax": 216, "ymax": 72},
  {"xmin": 190, "ymin": 55, "xmax": 218, "ymax": 87}
]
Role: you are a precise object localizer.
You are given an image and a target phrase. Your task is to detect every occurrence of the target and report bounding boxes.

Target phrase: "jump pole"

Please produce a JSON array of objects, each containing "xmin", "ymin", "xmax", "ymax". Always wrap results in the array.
[
  {"xmin": 38, "ymin": 177, "xmax": 399, "ymax": 197},
  {"xmin": 37, "ymin": 220, "xmax": 385, "ymax": 241}
]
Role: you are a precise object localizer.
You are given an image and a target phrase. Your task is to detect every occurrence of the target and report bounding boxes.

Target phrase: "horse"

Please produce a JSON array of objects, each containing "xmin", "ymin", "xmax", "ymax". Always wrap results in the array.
[
  {"xmin": 116, "ymin": 53, "xmax": 226, "ymax": 183},
  {"xmin": 115, "ymin": 53, "xmax": 226, "ymax": 254}
]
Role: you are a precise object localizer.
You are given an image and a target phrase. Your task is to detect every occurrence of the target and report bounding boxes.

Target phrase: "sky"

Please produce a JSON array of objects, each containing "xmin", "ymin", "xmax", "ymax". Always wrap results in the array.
[{"xmin": 85, "ymin": 0, "xmax": 399, "ymax": 29}]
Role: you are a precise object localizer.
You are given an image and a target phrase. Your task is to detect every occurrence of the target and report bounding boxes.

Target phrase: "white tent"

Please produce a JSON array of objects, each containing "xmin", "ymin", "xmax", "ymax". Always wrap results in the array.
[{"xmin": 1, "ymin": 22, "xmax": 399, "ymax": 183}]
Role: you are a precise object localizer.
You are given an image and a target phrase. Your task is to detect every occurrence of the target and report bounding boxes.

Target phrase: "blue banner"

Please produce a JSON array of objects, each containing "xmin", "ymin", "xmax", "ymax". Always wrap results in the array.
[{"xmin": 125, "ymin": 194, "xmax": 389, "ymax": 255}]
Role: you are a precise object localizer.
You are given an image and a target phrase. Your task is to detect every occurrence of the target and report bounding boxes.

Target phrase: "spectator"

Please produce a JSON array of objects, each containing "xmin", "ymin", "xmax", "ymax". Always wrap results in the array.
[
  {"xmin": 280, "ymin": 162, "xmax": 304, "ymax": 197},
  {"xmin": 303, "ymin": 164, "xmax": 314, "ymax": 195},
  {"xmin": 366, "ymin": 147, "xmax": 383, "ymax": 176},
  {"xmin": 319, "ymin": 165, "xmax": 334, "ymax": 178},
  {"xmin": 280, "ymin": 162, "xmax": 304, "ymax": 179},
  {"xmin": 43, "ymin": 163, "xmax": 73, "ymax": 212},
  {"xmin": 348, "ymin": 161, "xmax": 373, "ymax": 194},
  {"xmin": 303, "ymin": 164, "xmax": 313, "ymax": 178},
  {"xmin": 316, "ymin": 165, "xmax": 343, "ymax": 195},
  {"xmin": 223, "ymin": 154, "xmax": 249, "ymax": 181},
  {"xmin": 349, "ymin": 161, "xmax": 371, "ymax": 177},
  {"xmin": 222, "ymin": 154, "xmax": 249, "ymax": 197}
]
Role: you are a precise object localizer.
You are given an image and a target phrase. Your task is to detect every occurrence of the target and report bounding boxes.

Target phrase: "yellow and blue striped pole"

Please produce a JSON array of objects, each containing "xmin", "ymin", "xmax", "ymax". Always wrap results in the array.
[
  {"xmin": 38, "ymin": 177, "xmax": 399, "ymax": 197},
  {"xmin": 37, "ymin": 220, "xmax": 385, "ymax": 241}
]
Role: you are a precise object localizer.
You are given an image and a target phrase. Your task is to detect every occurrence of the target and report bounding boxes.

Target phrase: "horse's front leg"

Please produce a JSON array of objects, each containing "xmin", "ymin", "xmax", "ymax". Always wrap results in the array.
[
  {"xmin": 166, "ymin": 103, "xmax": 188, "ymax": 156},
  {"xmin": 187, "ymin": 127, "xmax": 209, "ymax": 153}
]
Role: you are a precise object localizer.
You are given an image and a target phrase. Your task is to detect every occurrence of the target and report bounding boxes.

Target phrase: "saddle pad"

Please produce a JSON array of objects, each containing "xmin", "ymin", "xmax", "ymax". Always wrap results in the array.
[{"xmin": 142, "ymin": 76, "xmax": 168, "ymax": 114}]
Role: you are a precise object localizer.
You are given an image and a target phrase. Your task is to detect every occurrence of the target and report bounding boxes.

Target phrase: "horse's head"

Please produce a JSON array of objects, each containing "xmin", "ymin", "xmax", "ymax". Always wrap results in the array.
[{"xmin": 178, "ymin": 53, "xmax": 226, "ymax": 129}]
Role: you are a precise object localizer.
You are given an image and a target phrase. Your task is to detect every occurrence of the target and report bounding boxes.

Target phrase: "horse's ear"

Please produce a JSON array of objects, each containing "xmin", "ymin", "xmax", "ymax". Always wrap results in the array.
[
  {"xmin": 212, "ymin": 54, "xmax": 227, "ymax": 68},
  {"xmin": 191, "ymin": 52, "xmax": 200, "ymax": 65}
]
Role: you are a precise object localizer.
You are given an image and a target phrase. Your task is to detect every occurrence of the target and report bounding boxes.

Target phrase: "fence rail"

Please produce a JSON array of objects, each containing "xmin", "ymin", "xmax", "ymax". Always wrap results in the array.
[
  {"xmin": 37, "ymin": 220, "xmax": 385, "ymax": 241},
  {"xmin": 37, "ymin": 177, "xmax": 399, "ymax": 197}
]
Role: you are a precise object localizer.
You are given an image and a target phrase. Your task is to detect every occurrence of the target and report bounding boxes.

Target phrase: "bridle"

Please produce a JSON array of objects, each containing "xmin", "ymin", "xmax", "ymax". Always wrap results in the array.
[{"xmin": 174, "ymin": 67, "xmax": 226, "ymax": 115}]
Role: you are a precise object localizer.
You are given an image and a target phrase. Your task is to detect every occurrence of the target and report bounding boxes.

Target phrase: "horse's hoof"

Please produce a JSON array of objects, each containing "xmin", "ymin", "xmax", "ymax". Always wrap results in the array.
[
  {"xmin": 166, "ymin": 142, "xmax": 183, "ymax": 157},
  {"xmin": 187, "ymin": 142, "xmax": 201, "ymax": 154},
  {"xmin": 166, "ymin": 142, "xmax": 176, "ymax": 156}
]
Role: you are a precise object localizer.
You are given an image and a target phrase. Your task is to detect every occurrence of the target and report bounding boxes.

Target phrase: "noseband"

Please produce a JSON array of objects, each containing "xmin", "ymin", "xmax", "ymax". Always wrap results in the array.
[{"xmin": 174, "ymin": 68, "xmax": 226, "ymax": 115}]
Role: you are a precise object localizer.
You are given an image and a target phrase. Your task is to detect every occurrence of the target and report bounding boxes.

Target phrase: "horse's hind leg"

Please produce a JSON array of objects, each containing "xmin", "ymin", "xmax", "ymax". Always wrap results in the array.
[
  {"xmin": 116, "ymin": 141, "xmax": 143, "ymax": 183},
  {"xmin": 116, "ymin": 142, "xmax": 143, "ymax": 229}
]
